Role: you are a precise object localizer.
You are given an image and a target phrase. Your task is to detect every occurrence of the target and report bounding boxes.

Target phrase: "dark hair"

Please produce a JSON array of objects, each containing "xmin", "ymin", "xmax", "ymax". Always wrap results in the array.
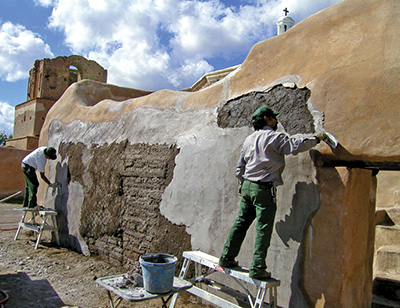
[
  {"xmin": 44, "ymin": 147, "xmax": 57, "ymax": 160},
  {"xmin": 252, "ymin": 118, "xmax": 267, "ymax": 130}
]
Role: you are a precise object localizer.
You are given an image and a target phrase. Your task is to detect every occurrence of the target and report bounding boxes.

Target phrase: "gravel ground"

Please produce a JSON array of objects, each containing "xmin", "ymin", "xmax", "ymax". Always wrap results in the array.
[{"xmin": 0, "ymin": 201, "xmax": 205, "ymax": 308}]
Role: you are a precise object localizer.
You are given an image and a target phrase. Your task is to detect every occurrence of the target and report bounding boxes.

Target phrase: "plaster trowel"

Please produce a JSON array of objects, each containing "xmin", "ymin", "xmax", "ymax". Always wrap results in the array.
[{"xmin": 322, "ymin": 131, "xmax": 338, "ymax": 149}]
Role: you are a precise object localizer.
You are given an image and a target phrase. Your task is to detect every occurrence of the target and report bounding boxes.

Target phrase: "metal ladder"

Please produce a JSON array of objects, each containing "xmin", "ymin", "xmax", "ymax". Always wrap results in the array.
[
  {"xmin": 169, "ymin": 251, "xmax": 280, "ymax": 308},
  {"xmin": 14, "ymin": 207, "xmax": 59, "ymax": 249}
]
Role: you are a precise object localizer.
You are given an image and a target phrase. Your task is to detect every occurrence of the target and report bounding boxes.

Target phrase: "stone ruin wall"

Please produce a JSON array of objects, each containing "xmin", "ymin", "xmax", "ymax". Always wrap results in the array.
[
  {"xmin": 13, "ymin": 99, "xmax": 55, "ymax": 139},
  {"xmin": 6, "ymin": 55, "xmax": 108, "ymax": 151},
  {"xmin": 27, "ymin": 55, "xmax": 107, "ymax": 101}
]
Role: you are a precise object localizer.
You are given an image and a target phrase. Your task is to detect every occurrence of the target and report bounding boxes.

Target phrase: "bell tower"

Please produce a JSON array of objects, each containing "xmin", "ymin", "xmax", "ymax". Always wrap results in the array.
[{"xmin": 276, "ymin": 8, "xmax": 295, "ymax": 35}]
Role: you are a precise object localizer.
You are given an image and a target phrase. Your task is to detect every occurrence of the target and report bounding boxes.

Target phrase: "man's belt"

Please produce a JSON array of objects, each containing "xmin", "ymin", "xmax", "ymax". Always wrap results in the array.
[{"xmin": 248, "ymin": 180, "xmax": 273, "ymax": 188}]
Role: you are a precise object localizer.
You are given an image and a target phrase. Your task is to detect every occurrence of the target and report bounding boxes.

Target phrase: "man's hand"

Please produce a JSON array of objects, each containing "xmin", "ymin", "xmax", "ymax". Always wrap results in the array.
[{"xmin": 314, "ymin": 131, "xmax": 327, "ymax": 143}]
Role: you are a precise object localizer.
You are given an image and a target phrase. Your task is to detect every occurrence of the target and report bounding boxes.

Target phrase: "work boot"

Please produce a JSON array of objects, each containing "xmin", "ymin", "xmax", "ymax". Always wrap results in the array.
[
  {"xmin": 218, "ymin": 259, "xmax": 239, "ymax": 268},
  {"xmin": 249, "ymin": 270, "xmax": 271, "ymax": 280}
]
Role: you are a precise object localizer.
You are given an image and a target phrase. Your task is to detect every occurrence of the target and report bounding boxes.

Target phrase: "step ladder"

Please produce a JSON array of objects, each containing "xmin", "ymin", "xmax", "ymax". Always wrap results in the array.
[
  {"xmin": 13, "ymin": 207, "xmax": 59, "ymax": 249},
  {"xmin": 169, "ymin": 251, "xmax": 280, "ymax": 308}
]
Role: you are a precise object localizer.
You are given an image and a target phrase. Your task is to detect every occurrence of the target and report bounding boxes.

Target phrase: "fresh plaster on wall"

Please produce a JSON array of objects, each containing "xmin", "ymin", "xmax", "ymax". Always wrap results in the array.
[
  {"xmin": 45, "ymin": 82, "xmax": 325, "ymax": 307},
  {"xmin": 46, "ymin": 105, "xmax": 245, "ymax": 253},
  {"xmin": 45, "ymin": 154, "xmax": 89, "ymax": 255},
  {"xmin": 160, "ymin": 124, "xmax": 251, "ymax": 254}
]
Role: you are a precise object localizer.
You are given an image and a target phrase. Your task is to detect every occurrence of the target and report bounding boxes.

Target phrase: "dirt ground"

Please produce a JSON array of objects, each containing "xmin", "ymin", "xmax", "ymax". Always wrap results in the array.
[{"xmin": 0, "ymin": 201, "xmax": 205, "ymax": 308}]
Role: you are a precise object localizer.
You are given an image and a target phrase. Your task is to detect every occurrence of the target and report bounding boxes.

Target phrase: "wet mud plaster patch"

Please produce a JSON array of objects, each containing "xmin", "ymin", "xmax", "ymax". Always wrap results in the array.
[{"xmin": 217, "ymin": 84, "xmax": 315, "ymax": 134}]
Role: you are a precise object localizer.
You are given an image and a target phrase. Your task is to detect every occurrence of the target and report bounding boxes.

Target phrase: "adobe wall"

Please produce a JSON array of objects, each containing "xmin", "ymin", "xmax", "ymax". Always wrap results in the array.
[
  {"xmin": 0, "ymin": 147, "xmax": 30, "ymax": 199},
  {"xmin": 48, "ymin": 141, "xmax": 190, "ymax": 267},
  {"xmin": 40, "ymin": 81, "xmax": 341, "ymax": 307},
  {"xmin": 38, "ymin": 0, "xmax": 400, "ymax": 307}
]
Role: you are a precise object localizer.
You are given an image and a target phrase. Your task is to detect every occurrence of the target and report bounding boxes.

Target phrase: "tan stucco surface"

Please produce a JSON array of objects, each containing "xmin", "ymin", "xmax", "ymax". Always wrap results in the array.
[
  {"xmin": 231, "ymin": 0, "xmax": 400, "ymax": 160},
  {"xmin": 42, "ymin": 0, "xmax": 400, "ymax": 162},
  {"xmin": 376, "ymin": 171, "xmax": 400, "ymax": 208},
  {"xmin": 302, "ymin": 167, "xmax": 375, "ymax": 307}
]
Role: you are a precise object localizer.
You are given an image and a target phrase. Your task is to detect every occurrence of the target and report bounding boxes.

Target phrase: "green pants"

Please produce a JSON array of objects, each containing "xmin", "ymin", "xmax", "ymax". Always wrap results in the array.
[
  {"xmin": 22, "ymin": 163, "xmax": 39, "ymax": 208},
  {"xmin": 220, "ymin": 180, "xmax": 277, "ymax": 275}
]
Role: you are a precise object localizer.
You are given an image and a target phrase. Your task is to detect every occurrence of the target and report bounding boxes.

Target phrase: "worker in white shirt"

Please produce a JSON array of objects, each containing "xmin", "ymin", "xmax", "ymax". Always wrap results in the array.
[{"xmin": 21, "ymin": 146, "xmax": 58, "ymax": 208}]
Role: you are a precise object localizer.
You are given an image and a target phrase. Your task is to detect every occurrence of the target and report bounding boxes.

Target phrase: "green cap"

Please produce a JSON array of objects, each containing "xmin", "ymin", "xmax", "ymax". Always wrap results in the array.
[{"xmin": 252, "ymin": 106, "xmax": 279, "ymax": 120}]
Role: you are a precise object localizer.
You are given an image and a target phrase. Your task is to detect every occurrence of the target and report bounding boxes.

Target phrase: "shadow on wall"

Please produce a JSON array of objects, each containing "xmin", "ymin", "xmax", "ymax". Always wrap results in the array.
[
  {"xmin": 275, "ymin": 181, "xmax": 320, "ymax": 308},
  {"xmin": 297, "ymin": 166, "xmax": 350, "ymax": 308},
  {"xmin": 275, "ymin": 182, "xmax": 319, "ymax": 247}
]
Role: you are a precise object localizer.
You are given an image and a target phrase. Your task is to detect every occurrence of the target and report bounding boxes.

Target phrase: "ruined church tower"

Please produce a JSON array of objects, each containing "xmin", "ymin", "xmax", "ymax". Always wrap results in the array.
[{"xmin": 7, "ymin": 55, "xmax": 107, "ymax": 150}]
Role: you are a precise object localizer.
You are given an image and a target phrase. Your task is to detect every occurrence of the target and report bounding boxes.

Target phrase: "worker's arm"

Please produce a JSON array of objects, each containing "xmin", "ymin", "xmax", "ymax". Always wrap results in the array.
[
  {"xmin": 274, "ymin": 133, "xmax": 318, "ymax": 155},
  {"xmin": 40, "ymin": 172, "xmax": 52, "ymax": 186}
]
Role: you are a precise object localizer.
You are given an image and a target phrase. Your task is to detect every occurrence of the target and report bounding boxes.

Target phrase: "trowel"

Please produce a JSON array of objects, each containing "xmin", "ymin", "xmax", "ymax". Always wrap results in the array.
[{"xmin": 322, "ymin": 131, "xmax": 338, "ymax": 149}]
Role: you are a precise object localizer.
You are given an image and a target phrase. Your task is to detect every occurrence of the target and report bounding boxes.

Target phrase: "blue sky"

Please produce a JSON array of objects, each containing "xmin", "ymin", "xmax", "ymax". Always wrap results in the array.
[{"xmin": 0, "ymin": 0, "xmax": 342, "ymax": 136}]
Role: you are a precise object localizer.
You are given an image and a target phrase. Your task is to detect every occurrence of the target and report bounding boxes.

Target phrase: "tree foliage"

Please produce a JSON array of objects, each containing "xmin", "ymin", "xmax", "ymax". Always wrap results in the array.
[{"xmin": 0, "ymin": 131, "xmax": 12, "ymax": 146}]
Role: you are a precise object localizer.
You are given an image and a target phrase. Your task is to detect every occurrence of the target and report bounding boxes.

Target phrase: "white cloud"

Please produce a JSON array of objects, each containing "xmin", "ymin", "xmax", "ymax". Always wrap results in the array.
[
  {"xmin": 168, "ymin": 59, "xmax": 214, "ymax": 88},
  {"xmin": 0, "ymin": 101, "xmax": 15, "ymax": 135},
  {"xmin": 0, "ymin": 22, "xmax": 54, "ymax": 82},
  {"xmin": 33, "ymin": 0, "xmax": 55, "ymax": 7},
  {"xmin": 43, "ymin": 0, "xmax": 342, "ymax": 90}
]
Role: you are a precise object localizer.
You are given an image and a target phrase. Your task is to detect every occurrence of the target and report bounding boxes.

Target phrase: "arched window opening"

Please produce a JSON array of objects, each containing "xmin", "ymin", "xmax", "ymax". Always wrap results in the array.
[{"xmin": 68, "ymin": 65, "xmax": 81, "ymax": 85}]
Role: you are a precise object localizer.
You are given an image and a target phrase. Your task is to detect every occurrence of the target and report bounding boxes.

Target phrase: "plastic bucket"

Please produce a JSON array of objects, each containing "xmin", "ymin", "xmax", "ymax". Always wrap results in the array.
[{"xmin": 139, "ymin": 253, "xmax": 177, "ymax": 294}]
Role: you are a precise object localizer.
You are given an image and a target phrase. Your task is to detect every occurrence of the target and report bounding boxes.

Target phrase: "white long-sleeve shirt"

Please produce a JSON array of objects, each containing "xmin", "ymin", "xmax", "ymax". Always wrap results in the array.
[{"xmin": 235, "ymin": 126, "xmax": 318, "ymax": 186}]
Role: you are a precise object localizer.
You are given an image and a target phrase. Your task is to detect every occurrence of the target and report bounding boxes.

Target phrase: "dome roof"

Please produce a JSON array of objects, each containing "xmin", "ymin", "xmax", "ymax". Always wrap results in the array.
[{"xmin": 277, "ymin": 15, "xmax": 295, "ymax": 23}]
